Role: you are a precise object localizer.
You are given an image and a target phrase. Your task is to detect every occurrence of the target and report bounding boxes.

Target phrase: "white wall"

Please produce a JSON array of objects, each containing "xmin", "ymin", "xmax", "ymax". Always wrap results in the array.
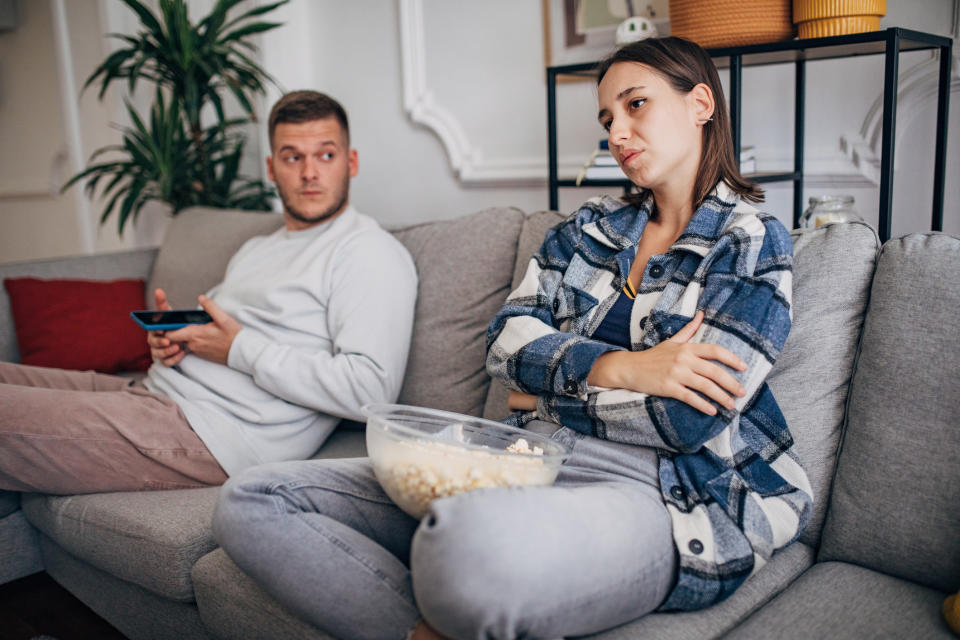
[{"xmin": 0, "ymin": 0, "xmax": 957, "ymax": 263}]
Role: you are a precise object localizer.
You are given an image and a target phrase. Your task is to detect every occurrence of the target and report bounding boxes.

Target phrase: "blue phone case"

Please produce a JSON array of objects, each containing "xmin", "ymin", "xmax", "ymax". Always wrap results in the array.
[{"xmin": 130, "ymin": 310, "xmax": 212, "ymax": 331}]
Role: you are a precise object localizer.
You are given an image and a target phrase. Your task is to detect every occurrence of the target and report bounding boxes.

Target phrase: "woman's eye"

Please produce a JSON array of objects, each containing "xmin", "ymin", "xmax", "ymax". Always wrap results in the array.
[
  {"xmin": 601, "ymin": 120, "xmax": 612, "ymax": 132},
  {"xmin": 629, "ymin": 98, "xmax": 647, "ymax": 110}
]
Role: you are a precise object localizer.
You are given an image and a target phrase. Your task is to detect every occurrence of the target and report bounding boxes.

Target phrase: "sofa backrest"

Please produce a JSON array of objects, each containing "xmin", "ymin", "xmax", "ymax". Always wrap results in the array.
[
  {"xmin": 483, "ymin": 214, "xmax": 880, "ymax": 550},
  {"xmin": 818, "ymin": 233, "xmax": 960, "ymax": 594}
]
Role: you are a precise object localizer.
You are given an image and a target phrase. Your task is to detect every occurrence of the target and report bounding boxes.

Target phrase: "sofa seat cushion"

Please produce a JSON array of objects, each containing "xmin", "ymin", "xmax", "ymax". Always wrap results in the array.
[
  {"xmin": 0, "ymin": 510, "xmax": 43, "ymax": 584},
  {"xmin": 819, "ymin": 233, "xmax": 960, "ymax": 593},
  {"xmin": 193, "ymin": 547, "xmax": 333, "ymax": 640},
  {"xmin": 21, "ymin": 487, "xmax": 220, "ymax": 602},
  {"xmin": 392, "ymin": 207, "xmax": 525, "ymax": 418},
  {"xmin": 724, "ymin": 562, "xmax": 954, "ymax": 639},
  {"xmin": 583, "ymin": 542, "xmax": 814, "ymax": 639}
]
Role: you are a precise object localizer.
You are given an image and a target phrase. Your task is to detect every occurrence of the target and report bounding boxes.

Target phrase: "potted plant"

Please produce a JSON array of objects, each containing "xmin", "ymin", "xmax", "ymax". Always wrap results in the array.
[{"xmin": 63, "ymin": 0, "xmax": 287, "ymax": 234}]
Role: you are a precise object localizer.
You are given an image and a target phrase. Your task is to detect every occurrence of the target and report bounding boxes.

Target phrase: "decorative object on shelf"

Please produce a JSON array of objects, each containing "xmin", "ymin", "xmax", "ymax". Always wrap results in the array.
[
  {"xmin": 668, "ymin": 0, "xmax": 793, "ymax": 48},
  {"xmin": 62, "ymin": 0, "xmax": 286, "ymax": 234},
  {"xmin": 542, "ymin": 0, "xmax": 669, "ymax": 67},
  {"xmin": 793, "ymin": 0, "xmax": 886, "ymax": 39},
  {"xmin": 616, "ymin": 16, "xmax": 658, "ymax": 45},
  {"xmin": 800, "ymin": 195, "xmax": 864, "ymax": 229},
  {"xmin": 576, "ymin": 140, "xmax": 626, "ymax": 184}
]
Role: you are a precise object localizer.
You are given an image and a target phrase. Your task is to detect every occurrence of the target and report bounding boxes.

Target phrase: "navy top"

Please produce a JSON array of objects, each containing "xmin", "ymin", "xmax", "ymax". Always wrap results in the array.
[{"xmin": 592, "ymin": 289, "xmax": 634, "ymax": 349}]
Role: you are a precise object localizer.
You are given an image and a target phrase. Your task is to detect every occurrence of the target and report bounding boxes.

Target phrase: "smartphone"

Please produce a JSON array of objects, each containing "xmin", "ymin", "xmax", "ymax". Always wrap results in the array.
[{"xmin": 130, "ymin": 309, "xmax": 213, "ymax": 331}]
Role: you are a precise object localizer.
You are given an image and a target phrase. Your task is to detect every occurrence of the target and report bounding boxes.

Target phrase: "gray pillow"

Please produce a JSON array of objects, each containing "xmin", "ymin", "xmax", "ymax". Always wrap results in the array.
[
  {"xmin": 818, "ymin": 233, "xmax": 960, "ymax": 593},
  {"xmin": 482, "ymin": 210, "xmax": 567, "ymax": 422},
  {"xmin": 769, "ymin": 221, "xmax": 879, "ymax": 546},
  {"xmin": 393, "ymin": 207, "xmax": 525, "ymax": 418},
  {"xmin": 146, "ymin": 207, "xmax": 283, "ymax": 309}
]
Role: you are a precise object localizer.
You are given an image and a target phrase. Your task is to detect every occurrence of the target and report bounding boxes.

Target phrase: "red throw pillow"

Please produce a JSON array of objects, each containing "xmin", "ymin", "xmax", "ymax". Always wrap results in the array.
[{"xmin": 4, "ymin": 278, "xmax": 153, "ymax": 373}]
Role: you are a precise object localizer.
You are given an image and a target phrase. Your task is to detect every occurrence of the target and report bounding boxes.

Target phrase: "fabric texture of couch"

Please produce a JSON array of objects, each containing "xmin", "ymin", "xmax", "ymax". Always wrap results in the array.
[{"xmin": 0, "ymin": 205, "xmax": 957, "ymax": 639}]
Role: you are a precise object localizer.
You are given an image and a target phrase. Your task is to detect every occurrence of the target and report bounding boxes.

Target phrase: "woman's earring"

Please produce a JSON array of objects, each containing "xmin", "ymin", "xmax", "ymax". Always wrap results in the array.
[{"xmin": 699, "ymin": 116, "xmax": 714, "ymax": 123}]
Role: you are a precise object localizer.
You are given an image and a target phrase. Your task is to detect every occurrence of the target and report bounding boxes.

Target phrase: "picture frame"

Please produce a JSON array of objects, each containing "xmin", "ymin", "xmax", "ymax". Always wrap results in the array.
[{"xmin": 541, "ymin": 0, "xmax": 670, "ymax": 69}]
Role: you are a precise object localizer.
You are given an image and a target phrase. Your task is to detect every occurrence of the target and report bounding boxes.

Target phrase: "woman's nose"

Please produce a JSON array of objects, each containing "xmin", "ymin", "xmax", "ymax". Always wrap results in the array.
[{"xmin": 608, "ymin": 116, "xmax": 630, "ymax": 144}]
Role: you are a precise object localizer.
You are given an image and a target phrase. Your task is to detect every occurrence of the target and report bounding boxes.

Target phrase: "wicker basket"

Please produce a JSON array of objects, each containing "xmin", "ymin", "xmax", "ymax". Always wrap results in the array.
[
  {"xmin": 793, "ymin": 0, "xmax": 885, "ymax": 38},
  {"xmin": 669, "ymin": 0, "xmax": 794, "ymax": 49}
]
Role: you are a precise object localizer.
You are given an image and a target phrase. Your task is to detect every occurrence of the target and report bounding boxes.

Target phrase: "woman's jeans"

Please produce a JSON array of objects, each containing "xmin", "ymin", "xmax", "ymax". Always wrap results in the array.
[{"xmin": 213, "ymin": 423, "xmax": 676, "ymax": 640}]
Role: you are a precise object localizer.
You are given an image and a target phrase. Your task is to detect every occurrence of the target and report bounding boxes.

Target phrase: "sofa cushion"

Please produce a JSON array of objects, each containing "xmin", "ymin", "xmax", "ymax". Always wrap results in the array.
[
  {"xmin": 0, "ymin": 489, "xmax": 19, "ymax": 518},
  {"xmin": 21, "ymin": 487, "xmax": 221, "ymax": 602},
  {"xmin": 146, "ymin": 207, "xmax": 283, "ymax": 309},
  {"xmin": 193, "ymin": 548, "xmax": 333, "ymax": 640},
  {"xmin": 818, "ymin": 233, "xmax": 960, "ymax": 593},
  {"xmin": 724, "ymin": 562, "xmax": 954, "ymax": 639},
  {"xmin": 766, "ymin": 221, "xmax": 879, "ymax": 546},
  {"xmin": 392, "ymin": 207, "xmax": 525, "ymax": 418},
  {"xmin": 585, "ymin": 542, "xmax": 814, "ymax": 639},
  {"xmin": 0, "ymin": 510, "xmax": 42, "ymax": 584},
  {"xmin": 482, "ymin": 210, "xmax": 567, "ymax": 422}
]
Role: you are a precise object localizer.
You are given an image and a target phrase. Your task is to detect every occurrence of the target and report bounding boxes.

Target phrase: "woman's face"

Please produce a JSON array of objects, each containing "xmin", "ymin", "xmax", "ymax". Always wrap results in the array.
[{"xmin": 597, "ymin": 62, "xmax": 704, "ymax": 194}]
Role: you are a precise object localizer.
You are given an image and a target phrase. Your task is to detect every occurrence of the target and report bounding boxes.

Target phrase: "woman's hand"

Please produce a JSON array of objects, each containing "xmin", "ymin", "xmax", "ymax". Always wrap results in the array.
[
  {"xmin": 587, "ymin": 311, "xmax": 747, "ymax": 415},
  {"xmin": 507, "ymin": 391, "xmax": 538, "ymax": 411}
]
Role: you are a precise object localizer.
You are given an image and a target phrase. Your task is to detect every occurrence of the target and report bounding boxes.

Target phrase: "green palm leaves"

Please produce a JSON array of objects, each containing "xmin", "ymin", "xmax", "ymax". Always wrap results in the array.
[{"xmin": 63, "ymin": 0, "xmax": 286, "ymax": 233}]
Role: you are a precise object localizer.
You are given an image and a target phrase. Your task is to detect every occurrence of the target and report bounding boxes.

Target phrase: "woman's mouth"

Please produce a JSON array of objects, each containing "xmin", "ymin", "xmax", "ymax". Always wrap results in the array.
[{"xmin": 619, "ymin": 149, "xmax": 642, "ymax": 166}]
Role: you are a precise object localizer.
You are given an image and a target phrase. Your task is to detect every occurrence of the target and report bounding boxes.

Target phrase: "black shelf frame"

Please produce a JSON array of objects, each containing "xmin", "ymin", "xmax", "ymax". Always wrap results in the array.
[{"xmin": 546, "ymin": 28, "xmax": 953, "ymax": 242}]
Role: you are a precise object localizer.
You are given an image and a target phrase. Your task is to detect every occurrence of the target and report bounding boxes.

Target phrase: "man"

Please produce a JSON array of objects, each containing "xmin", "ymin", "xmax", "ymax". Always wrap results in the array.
[{"xmin": 0, "ymin": 91, "xmax": 418, "ymax": 494}]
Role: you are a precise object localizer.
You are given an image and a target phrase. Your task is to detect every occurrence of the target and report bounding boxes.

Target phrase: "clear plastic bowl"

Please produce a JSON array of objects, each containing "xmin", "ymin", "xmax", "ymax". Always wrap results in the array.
[{"xmin": 362, "ymin": 403, "xmax": 571, "ymax": 519}]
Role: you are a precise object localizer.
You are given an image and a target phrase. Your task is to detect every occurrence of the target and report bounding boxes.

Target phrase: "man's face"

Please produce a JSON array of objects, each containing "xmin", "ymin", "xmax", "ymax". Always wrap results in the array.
[{"xmin": 267, "ymin": 118, "xmax": 358, "ymax": 231}]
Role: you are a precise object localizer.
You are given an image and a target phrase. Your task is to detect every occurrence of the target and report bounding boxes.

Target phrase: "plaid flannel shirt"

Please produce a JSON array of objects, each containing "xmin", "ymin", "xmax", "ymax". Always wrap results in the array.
[{"xmin": 486, "ymin": 182, "xmax": 813, "ymax": 611}]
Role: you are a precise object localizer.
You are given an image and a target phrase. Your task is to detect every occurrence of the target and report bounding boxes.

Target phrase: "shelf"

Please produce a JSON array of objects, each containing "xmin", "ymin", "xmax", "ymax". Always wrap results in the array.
[{"xmin": 546, "ymin": 28, "xmax": 953, "ymax": 242}]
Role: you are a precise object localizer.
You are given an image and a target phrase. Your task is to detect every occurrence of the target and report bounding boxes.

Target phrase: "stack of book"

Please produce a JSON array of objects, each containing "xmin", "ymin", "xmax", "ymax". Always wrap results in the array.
[{"xmin": 576, "ymin": 140, "xmax": 626, "ymax": 184}]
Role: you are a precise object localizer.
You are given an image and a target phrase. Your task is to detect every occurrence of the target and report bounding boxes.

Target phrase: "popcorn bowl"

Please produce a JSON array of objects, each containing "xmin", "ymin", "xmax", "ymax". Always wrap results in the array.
[{"xmin": 362, "ymin": 403, "xmax": 571, "ymax": 519}]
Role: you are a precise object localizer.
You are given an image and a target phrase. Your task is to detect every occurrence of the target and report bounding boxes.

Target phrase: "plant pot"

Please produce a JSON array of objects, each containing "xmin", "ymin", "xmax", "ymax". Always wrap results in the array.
[{"xmin": 669, "ymin": 0, "xmax": 794, "ymax": 49}]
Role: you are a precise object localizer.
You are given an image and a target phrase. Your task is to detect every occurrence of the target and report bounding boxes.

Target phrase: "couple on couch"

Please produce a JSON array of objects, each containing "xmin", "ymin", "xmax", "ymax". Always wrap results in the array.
[{"xmin": 0, "ymin": 37, "xmax": 813, "ymax": 640}]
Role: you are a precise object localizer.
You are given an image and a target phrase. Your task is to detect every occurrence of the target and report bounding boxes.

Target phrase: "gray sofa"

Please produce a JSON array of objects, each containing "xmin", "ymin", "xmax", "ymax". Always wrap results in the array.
[{"xmin": 0, "ymin": 205, "xmax": 957, "ymax": 639}]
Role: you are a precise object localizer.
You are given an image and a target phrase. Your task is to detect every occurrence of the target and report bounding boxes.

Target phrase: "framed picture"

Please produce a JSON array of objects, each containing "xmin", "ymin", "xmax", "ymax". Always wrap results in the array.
[{"xmin": 542, "ymin": 0, "xmax": 670, "ymax": 68}]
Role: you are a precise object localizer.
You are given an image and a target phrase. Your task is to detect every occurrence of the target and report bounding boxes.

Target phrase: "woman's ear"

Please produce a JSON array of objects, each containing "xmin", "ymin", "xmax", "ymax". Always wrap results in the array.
[{"xmin": 689, "ymin": 83, "xmax": 715, "ymax": 125}]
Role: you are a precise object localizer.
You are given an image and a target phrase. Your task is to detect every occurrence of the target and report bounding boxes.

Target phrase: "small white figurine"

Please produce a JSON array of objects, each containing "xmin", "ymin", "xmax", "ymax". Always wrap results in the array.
[{"xmin": 615, "ymin": 16, "xmax": 658, "ymax": 45}]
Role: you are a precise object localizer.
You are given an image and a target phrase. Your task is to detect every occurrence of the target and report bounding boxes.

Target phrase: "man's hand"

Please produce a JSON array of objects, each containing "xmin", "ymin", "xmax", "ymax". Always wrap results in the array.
[
  {"xmin": 586, "ymin": 311, "xmax": 748, "ymax": 415},
  {"xmin": 163, "ymin": 295, "xmax": 242, "ymax": 366},
  {"xmin": 147, "ymin": 288, "xmax": 186, "ymax": 367}
]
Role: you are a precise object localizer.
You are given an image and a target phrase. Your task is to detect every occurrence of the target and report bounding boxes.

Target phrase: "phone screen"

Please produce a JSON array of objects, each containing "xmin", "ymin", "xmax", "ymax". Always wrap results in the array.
[{"xmin": 131, "ymin": 310, "xmax": 212, "ymax": 328}]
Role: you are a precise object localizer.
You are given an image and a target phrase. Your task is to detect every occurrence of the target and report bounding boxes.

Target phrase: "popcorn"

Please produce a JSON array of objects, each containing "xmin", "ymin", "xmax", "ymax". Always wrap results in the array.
[{"xmin": 372, "ymin": 437, "xmax": 552, "ymax": 518}]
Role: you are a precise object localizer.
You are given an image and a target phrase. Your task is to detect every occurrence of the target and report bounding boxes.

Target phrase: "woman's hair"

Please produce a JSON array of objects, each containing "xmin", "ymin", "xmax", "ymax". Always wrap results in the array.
[{"xmin": 596, "ymin": 36, "xmax": 763, "ymax": 207}]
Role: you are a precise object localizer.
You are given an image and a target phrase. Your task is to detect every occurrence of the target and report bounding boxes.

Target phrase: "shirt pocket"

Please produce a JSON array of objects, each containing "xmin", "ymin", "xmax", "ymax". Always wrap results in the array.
[{"xmin": 551, "ymin": 284, "xmax": 599, "ymax": 332}]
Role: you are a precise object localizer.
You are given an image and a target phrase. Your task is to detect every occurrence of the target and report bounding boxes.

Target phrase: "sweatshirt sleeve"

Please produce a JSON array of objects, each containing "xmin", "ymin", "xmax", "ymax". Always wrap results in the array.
[
  {"xmin": 537, "ymin": 215, "xmax": 794, "ymax": 453},
  {"xmin": 227, "ymin": 231, "xmax": 418, "ymax": 422},
  {"xmin": 485, "ymin": 211, "xmax": 625, "ymax": 399}
]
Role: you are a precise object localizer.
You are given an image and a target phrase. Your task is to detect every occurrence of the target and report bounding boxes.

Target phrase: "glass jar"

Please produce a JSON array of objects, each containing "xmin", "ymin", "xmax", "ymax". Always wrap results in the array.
[{"xmin": 800, "ymin": 195, "xmax": 863, "ymax": 229}]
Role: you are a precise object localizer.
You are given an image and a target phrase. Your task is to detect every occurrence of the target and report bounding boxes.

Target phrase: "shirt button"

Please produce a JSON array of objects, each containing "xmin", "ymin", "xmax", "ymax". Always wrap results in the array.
[
  {"xmin": 563, "ymin": 379, "xmax": 579, "ymax": 395},
  {"xmin": 688, "ymin": 539, "xmax": 704, "ymax": 554},
  {"xmin": 649, "ymin": 264, "xmax": 664, "ymax": 278},
  {"xmin": 670, "ymin": 485, "xmax": 686, "ymax": 501},
  {"xmin": 639, "ymin": 316, "xmax": 647, "ymax": 329},
  {"xmin": 553, "ymin": 298, "xmax": 560, "ymax": 312}
]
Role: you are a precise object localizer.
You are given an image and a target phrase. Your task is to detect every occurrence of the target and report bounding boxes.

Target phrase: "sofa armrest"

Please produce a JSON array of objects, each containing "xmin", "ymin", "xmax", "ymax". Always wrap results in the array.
[{"xmin": 0, "ymin": 248, "xmax": 159, "ymax": 363}]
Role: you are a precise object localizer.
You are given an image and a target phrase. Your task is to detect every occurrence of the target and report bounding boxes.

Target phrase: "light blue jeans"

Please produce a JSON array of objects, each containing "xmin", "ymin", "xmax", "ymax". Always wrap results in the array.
[{"xmin": 213, "ymin": 423, "xmax": 676, "ymax": 640}]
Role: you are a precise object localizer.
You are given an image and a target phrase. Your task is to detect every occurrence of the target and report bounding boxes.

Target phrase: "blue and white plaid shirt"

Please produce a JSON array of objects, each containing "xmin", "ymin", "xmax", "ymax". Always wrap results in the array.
[{"xmin": 486, "ymin": 182, "xmax": 813, "ymax": 611}]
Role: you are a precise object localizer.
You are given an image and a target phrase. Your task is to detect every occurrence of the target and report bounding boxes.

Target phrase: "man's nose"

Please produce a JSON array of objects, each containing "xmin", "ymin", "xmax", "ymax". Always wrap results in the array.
[{"xmin": 301, "ymin": 156, "xmax": 320, "ymax": 181}]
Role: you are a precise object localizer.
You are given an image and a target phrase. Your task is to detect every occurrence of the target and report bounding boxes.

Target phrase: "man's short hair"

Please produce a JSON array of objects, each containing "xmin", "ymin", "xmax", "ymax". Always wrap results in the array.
[{"xmin": 268, "ymin": 91, "xmax": 350, "ymax": 149}]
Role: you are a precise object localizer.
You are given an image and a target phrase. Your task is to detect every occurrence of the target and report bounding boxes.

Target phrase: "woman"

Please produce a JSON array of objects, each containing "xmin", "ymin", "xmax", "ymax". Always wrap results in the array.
[{"xmin": 213, "ymin": 36, "xmax": 812, "ymax": 640}]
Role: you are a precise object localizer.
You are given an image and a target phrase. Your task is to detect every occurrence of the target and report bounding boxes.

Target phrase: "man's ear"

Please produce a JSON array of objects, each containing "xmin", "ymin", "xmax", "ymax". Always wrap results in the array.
[
  {"xmin": 348, "ymin": 148, "xmax": 358, "ymax": 178},
  {"xmin": 266, "ymin": 155, "xmax": 276, "ymax": 183},
  {"xmin": 689, "ymin": 82, "xmax": 715, "ymax": 124}
]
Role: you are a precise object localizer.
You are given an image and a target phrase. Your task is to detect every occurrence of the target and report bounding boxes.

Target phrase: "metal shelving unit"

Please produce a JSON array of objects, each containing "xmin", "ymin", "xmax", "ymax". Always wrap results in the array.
[{"xmin": 546, "ymin": 28, "xmax": 952, "ymax": 242}]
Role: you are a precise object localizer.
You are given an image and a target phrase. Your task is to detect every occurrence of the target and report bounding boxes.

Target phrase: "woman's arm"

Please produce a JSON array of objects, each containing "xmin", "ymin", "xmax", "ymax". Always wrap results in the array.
[{"xmin": 538, "ymin": 216, "xmax": 794, "ymax": 453}]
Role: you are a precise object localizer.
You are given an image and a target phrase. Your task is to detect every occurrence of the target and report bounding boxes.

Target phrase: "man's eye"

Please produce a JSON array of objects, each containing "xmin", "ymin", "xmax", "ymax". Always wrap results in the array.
[
  {"xmin": 629, "ymin": 98, "xmax": 647, "ymax": 109},
  {"xmin": 321, "ymin": 152, "xmax": 334, "ymax": 161},
  {"xmin": 284, "ymin": 155, "xmax": 300, "ymax": 163}
]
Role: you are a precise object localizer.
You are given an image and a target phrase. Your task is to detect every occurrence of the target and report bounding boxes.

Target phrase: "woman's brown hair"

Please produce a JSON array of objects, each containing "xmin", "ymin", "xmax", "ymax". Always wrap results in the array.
[{"xmin": 596, "ymin": 36, "xmax": 763, "ymax": 207}]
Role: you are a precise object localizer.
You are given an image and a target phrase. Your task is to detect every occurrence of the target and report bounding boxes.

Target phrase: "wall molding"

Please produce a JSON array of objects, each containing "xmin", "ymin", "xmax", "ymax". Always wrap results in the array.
[{"xmin": 398, "ymin": 0, "xmax": 582, "ymax": 185}]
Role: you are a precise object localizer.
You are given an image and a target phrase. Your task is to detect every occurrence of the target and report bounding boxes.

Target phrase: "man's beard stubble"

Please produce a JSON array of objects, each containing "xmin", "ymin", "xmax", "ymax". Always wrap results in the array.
[{"xmin": 276, "ymin": 173, "xmax": 350, "ymax": 227}]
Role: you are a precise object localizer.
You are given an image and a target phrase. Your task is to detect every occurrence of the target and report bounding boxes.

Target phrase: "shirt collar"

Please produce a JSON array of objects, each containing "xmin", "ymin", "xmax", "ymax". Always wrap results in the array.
[{"xmin": 581, "ymin": 182, "xmax": 741, "ymax": 257}]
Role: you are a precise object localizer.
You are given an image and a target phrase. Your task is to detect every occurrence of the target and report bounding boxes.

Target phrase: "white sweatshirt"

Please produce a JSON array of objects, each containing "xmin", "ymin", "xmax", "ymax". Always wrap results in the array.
[{"xmin": 144, "ymin": 207, "xmax": 418, "ymax": 476}]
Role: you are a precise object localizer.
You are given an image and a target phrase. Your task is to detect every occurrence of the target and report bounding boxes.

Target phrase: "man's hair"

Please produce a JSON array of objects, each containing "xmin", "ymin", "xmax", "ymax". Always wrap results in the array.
[
  {"xmin": 597, "ymin": 37, "xmax": 763, "ymax": 208},
  {"xmin": 268, "ymin": 90, "xmax": 350, "ymax": 149}
]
